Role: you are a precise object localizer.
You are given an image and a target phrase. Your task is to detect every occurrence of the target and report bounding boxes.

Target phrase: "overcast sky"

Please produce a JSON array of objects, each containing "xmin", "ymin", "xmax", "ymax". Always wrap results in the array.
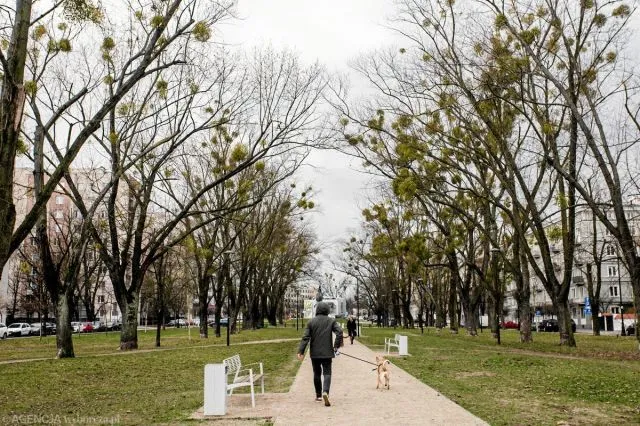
[{"xmin": 220, "ymin": 1, "xmax": 397, "ymax": 273}]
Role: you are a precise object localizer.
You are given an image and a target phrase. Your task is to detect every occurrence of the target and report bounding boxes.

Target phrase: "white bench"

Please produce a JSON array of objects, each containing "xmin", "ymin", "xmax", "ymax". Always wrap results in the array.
[
  {"xmin": 384, "ymin": 334, "xmax": 401, "ymax": 354},
  {"xmin": 223, "ymin": 354, "xmax": 264, "ymax": 408}
]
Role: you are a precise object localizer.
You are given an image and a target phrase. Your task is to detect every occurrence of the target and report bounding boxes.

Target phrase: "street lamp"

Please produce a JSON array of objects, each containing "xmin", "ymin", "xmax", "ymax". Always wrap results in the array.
[
  {"xmin": 296, "ymin": 288, "xmax": 300, "ymax": 331},
  {"xmin": 222, "ymin": 250, "xmax": 233, "ymax": 346},
  {"xmin": 491, "ymin": 247, "xmax": 501, "ymax": 345},
  {"xmin": 391, "ymin": 289, "xmax": 397, "ymax": 329},
  {"xmin": 617, "ymin": 256, "xmax": 626, "ymax": 336},
  {"xmin": 356, "ymin": 278, "xmax": 360, "ymax": 335},
  {"xmin": 416, "ymin": 278, "xmax": 424, "ymax": 334}
]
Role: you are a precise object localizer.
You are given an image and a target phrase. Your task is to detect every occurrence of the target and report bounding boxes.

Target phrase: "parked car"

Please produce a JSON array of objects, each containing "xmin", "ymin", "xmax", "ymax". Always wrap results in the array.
[
  {"xmin": 106, "ymin": 320, "xmax": 122, "ymax": 331},
  {"xmin": 626, "ymin": 323, "xmax": 636, "ymax": 336},
  {"xmin": 538, "ymin": 319, "xmax": 576, "ymax": 333},
  {"xmin": 29, "ymin": 323, "xmax": 42, "ymax": 336},
  {"xmin": 207, "ymin": 318, "xmax": 230, "ymax": 327},
  {"xmin": 30, "ymin": 322, "xmax": 56, "ymax": 336},
  {"xmin": 501, "ymin": 321, "xmax": 519, "ymax": 329},
  {"xmin": 71, "ymin": 321, "xmax": 82, "ymax": 333},
  {"xmin": 92, "ymin": 321, "xmax": 106, "ymax": 332},
  {"xmin": 7, "ymin": 323, "xmax": 31, "ymax": 337},
  {"xmin": 44, "ymin": 322, "xmax": 56, "ymax": 335},
  {"xmin": 0, "ymin": 323, "xmax": 7, "ymax": 339},
  {"xmin": 168, "ymin": 319, "xmax": 187, "ymax": 327},
  {"xmin": 79, "ymin": 322, "xmax": 94, "ymax": 333}
]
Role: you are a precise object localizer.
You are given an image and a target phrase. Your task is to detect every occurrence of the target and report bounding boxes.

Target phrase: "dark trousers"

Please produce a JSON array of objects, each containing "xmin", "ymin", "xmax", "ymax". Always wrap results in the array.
[
  {"xmin": 348, "ymin": 330, "xmax": 356, "ymax": 344},
  {"xmin": 311, "ymin": 358, "xmax": 332, "ymax": 397}
]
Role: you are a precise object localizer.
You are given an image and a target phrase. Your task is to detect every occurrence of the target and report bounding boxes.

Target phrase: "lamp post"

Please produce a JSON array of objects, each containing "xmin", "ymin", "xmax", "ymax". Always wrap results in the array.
[
  {"xmin": 416, "ymin": 278, "xmax": 424, "ymax": 334},
  {"xmin": 222, "ymin": 250, "xmax": 232, "ymax": 346},
  {"xmin": 378, "ymin": 293, "xmax": 385, "ymax": 327},
  {"xmin": 391, "ymin": 289, "xmax": 397, "ymax": 329},
  {"xmin": 355, "ymin": 277, "xmax": 360, "ymax": 335},
  {"xmin": 491, "ymin": 247, "xmax": 501, "ymax": 345},
  {"xmin": 226, "ymin": 292, "xmax": 230, "ymax": 346},
  {"xmin": 296, "ymin": 288, "xmax": 300, "ymax": 331},
  {"xmin": 617, "ymin": 256, "xmax": 626, "ymax": 336}
]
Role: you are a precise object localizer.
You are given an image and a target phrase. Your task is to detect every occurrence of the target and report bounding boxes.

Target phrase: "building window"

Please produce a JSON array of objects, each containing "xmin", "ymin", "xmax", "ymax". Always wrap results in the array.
[
  {"xmin": 98, "ymin": 295, "xmax": 105, "ymax": 303},
  {"xmin": 605, "ymin": 245, "xmax": 616, "ymax": 256},
  {"xmin": 54, "ymin": 223, "xmax": 62, "ymax": 233},
  {"xmin": 608, "ymin": 266, "xmax": 618, "ymax": 277},
  {"xmin": 55, "ymin": 210, "xmax": 63, "ymax": 219},
  {"xmin": 55, "ymin": 196, "xmax": 64, "ymax": 205},
  {"xmin": 611, "ymin": 307, "xmax": 620, "ymax": 314},
  {"xmin": 609, "ymin": 286, "xmax": 619, "ymax": 297}
]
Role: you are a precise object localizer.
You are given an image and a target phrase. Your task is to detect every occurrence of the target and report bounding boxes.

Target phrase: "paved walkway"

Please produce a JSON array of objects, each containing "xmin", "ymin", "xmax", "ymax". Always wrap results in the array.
[{"xmin": 271, "ymin": 340, "xmax": 488, "ymax": 426}]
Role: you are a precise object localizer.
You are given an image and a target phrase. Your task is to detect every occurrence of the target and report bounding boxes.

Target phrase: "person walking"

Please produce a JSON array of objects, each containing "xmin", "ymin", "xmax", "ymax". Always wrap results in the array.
[
  {"xmin": 297, "ymin": 301, "xmax": 343, "ymax": 407},
  {"xmin": 346, "ymin": 315, "xmax": 357, "ymax": 344}
]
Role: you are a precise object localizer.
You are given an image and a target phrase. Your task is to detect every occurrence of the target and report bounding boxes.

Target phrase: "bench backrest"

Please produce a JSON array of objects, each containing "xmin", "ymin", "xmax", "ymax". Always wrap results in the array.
[
  {"xmin": 395, "ymin": 334, "xmax": 401, "ymax": 341},
  {"xmin": 223, "ymin": 354, "xmax": 241, "ymax": 375}
]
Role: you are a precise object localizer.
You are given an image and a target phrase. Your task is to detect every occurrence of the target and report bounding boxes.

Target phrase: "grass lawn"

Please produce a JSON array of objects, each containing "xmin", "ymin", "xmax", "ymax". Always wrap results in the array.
[
  {"xmin": 0, "ymin": 326, "xmax": 302, "ymax": 362},
  {"xmin": 359, "ymin": 326, "xmax": 640, "ymax": 425},
  {"xmin": 0, "ymin": 329, "xmax": 300, "ymax": 425},
  {"xmin": 2, "ymin": 324, "xmax": 639, "ymax": 425}
]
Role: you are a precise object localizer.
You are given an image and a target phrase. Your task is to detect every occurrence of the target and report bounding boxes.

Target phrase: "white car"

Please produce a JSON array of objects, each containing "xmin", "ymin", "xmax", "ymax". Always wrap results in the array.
[
  {"xmin": 0, "ymin": 323, "xmax": 7, "ymax": 339},
  {"xmin": 71, "ymin": 322, "xmax": 82, "ymax": 333},
  {"xmin": 7, "ymin": 323, "xmax": 31, "ymax": 337}
]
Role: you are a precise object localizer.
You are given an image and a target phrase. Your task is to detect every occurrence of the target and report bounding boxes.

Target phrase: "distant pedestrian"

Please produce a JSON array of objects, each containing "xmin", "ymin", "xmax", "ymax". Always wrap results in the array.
[
  {"xmin": 297, "ymin": 301, "xmax": 343, "ymax": 406},
  {"xmin": 346, "ymin": 315, "xmax": 357, "ymax": 344}
]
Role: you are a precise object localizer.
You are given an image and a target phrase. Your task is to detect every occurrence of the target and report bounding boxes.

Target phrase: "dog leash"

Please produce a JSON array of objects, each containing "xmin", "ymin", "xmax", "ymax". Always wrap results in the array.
[{"xmin": 336, "ymin": 351, "xmax": 378, "ymax": 367}]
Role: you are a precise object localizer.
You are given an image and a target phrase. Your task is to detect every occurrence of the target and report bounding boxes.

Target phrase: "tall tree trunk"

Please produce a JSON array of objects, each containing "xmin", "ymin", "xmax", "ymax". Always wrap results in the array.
[
  {"xmin": 120, "ymin": 292, "xmax": 139, "ymax": 350},
  {"xmin": 155, "ymin": 271, "xmax": 165, "ymax": 347},
  {"xmin": 213, "ymin": 304, "xmax": 222, "ymax": 338},
  {"xmin": 556, "ymin": 298, "xmax": 575, "ymax": 346},
  {"xmin": 402, "ymin": 297, "xmax": 414, "ymax": 329},
  {"xmin": 198, "ymin": 276, "xmax": 209, "ymax": 338},
  {"xmin": 267, "ymin": 306, "xmax": 277, "ymax": 327},
  {"xmin": 448, "ymin": 277, "xmax": 458, "ymax": 333},
  {"xmin": 0, "ymin": 0, "xmax": 32, "ymax": 275},
  {"xmin": 55, "ymin": 288, "xmax": 75, "ymax": 358},
  {"xmin": 487, "ymin": 296, "xmax": 497, "ymax": 339},
  {"xmin": 517, "ymin": 246, "xmax": 533, "ymax": 343},
  {"xmin": 585, "ymin": 264, "xmax": 600, "ymax": 336},
  {"xmin": 629, "ymin": 263, "xmax": 640, "ymax": 348}
]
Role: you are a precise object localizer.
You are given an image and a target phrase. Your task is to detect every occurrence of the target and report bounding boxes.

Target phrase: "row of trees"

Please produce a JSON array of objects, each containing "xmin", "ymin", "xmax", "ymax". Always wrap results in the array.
[
  {"xmin": 336, "ymin": 0, "xmax": 640, "ymax": 348},
  {"xmin": 1, "ymin": 0, "xmax": 327, "ymax": 356}
]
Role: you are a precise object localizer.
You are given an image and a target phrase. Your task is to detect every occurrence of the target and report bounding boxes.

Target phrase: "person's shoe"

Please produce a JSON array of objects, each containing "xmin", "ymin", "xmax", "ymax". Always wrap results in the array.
[
  {"xmin": 322, "ymin": 392, "xmax": 331, "ymax": 407},
  {"xmin": 315, "ymin": 396, "xmax": 322, "ymax": 402}
]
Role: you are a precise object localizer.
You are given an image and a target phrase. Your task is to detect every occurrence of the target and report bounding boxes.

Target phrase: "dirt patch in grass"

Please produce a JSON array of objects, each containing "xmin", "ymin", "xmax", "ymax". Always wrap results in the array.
[
  {"xmin": 564, "ymin": 406, "xmax": 621, "ymax": 425},
  {"xmin": 455, "ymin": 371, "xmax": 496, "ymax": 379}
]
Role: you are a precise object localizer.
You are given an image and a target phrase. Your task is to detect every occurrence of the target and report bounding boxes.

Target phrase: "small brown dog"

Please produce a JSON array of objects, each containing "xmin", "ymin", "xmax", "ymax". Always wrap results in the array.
[{"xmin": 375, "ymin": 355, "xmax": 391, "ymax": 390}]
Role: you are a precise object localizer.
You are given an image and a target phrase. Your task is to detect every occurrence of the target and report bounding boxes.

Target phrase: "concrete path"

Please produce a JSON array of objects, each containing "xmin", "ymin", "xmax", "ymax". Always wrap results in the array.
[{"xmin": 271, "ymin": 340, "xmax": 488, "ymax": 426}]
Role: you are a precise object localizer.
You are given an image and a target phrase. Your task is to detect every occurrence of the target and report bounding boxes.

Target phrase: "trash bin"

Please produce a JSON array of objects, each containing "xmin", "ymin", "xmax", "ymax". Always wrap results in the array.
[
  {"xmin": 398, "ymin": 335, "xmax": 408, "ymax": 356},
  {"xmin": 204, "ymin": 364, "xmax": 227, "ymax": 416}
]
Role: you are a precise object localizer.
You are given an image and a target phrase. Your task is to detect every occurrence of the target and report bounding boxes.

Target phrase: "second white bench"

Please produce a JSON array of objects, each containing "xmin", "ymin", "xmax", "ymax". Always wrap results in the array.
[{"xmin": 384, "ymin": 333, "xmax": 401, "ymax": 354}]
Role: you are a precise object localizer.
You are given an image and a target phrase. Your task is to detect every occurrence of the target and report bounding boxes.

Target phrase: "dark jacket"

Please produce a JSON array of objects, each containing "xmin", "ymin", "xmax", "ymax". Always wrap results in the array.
[
  {"xmin": 298, "ymin": 302, "xmax": 343, "ymax": 358},
  {"xmin": 346, "ymin": 318, "xmax": 357, "ymax": 334}
]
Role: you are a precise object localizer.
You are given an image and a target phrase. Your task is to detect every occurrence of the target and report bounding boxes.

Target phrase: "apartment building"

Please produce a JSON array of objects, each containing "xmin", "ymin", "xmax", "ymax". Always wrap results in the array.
[
  {"xmin": 504, "ymin": 204, "xmax": 640, "ymax": 332},
  {"xmin": 284, "ymin": 283, "xmax": 317, "ymax": 318},
  {"xmin": 0, "ymin": 167, "xmax": 122, "ymax": 324}
]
